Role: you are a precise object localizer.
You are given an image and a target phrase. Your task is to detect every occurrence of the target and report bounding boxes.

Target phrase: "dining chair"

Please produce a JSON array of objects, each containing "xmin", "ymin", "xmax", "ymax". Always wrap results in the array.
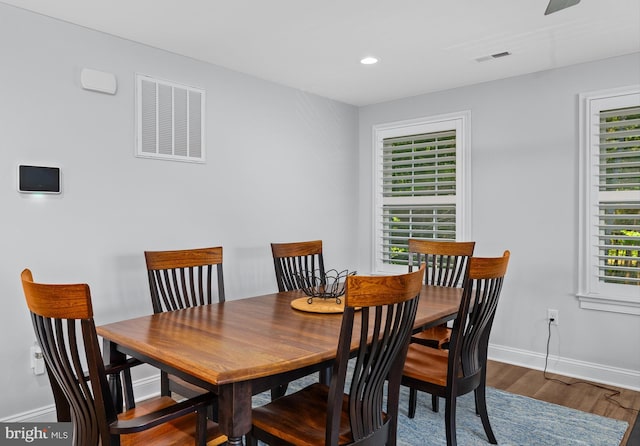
[
  {"xmin": 144, "ymin": 246, "xmax": 225, "ymax": 401},
  {"xmin": 407, "ymin": 239, "xmax": 475, "ymax": 412},
  {"xmin": 270, "ymin": 239, "xmax": 327, "ymax": 399},
  {"xmin": 401, "ymin": 251, "xmax": 510, "ymax": 446},
  {"xmin": 20, "ymin": 269, "xmax": 226, "ymax": 446},
  {"xmin": 271, "ymin": 239, "xmax": 325, "ymax": 292},
  {"xmin": 248, "ymin": 264, "xmax": 426, "ymax": 446},
  {"xmin": 408, "ymin": 239, "xmax": 475, "ymax": 348}
]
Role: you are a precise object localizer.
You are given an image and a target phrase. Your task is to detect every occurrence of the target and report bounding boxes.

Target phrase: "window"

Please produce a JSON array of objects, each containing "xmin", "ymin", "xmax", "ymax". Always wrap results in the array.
[
  {"xmin": 373, "ymin": 112, "xmax": 470, "ymax": 273},
  {"xmin": 136, "ymin": 74, "xmax": 205, "ymax": 163},
  {"xmin": 578, "ymin": 87, "xmax": 640, "ymax": 314}
]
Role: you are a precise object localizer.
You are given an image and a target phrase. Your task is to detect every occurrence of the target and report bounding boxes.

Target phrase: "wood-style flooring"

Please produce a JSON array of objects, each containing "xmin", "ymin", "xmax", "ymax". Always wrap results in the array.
[{"xmin": 486, "ymin": 360, "xmax": 640, "ymax": 446}]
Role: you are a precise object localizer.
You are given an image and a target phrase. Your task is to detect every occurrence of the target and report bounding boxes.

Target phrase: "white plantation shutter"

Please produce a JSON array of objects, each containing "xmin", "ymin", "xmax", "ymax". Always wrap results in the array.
[
  {"xmin": 136, "ymin": 74, "xmax": 205, "ymax": 163},
  {"xmin": 381, "ymin": 131, "xmax": 457, "ymax": 266},
  {"xmin": 374, "ymin": 113, "xmax": 470, "ymax": 272},
  {"xmin": 579, "ymin": 88, "xmax": 640, "ymax": 314},
  {"xmin": 595, "ymin": 105, "xmax": 640, "ymax": 284}
]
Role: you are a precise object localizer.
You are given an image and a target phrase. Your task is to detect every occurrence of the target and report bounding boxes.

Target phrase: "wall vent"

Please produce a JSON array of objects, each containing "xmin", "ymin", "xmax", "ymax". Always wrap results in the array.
[{"xmin": 135, "ymin": 74, "xmax": 205, "ymax": 163}]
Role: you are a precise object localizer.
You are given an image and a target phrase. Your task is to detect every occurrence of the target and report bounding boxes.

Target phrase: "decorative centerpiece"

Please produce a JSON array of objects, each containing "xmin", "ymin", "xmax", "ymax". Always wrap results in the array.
[{"xmin": 297, "ymin": 269, "xmax": 356, "ymax": 305}]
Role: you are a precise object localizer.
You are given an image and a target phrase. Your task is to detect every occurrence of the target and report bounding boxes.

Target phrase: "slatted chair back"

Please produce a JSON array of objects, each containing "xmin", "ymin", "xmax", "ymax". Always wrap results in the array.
[
  {"xmin": 145, "ymin": 246, "xmax": 225, "ymax": 313},
  {"xmin": 250, "ymin": 265, "xmax": 425, "ymax": 446},
  {"xmin": 328, "ymin": 264, "xmax": 425, "ymax": 445},
  {"xmin": 408, "ymin": 239, "xmax": 475, "ymax": 355},
  {"xmin": 408, "ymin": 239, "xmax": 475, "ymax": 288},
  {"xmin": 451, "ymin": 251, "xmax": 510, "ymax": 392},
  {"xmin": 21, "ymin": 269, "xmax": 118, "ymax": 446},
  {"xmin": 271, "ymin": 240, "xmax": 325, "ymax": 292}
]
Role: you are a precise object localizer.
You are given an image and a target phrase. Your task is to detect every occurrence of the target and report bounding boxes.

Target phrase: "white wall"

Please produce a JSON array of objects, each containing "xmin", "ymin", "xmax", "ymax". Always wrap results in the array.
[
  {"xmin": 0, "ymin": 4, "xmax": 358, "ymax": 420},
  {"xmin": 357, "ymin": 53, "xmax": 640, "ymax": 389}
]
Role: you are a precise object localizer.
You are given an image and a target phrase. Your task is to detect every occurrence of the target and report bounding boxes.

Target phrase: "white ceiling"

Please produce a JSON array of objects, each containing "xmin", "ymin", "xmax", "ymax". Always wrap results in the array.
[{"xmin": 2, "ymin": 0, "xmax": 639, "ymax": 106}]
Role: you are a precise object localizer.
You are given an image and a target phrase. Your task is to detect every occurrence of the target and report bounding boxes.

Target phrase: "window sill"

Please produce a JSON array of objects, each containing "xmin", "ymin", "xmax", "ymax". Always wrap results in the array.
[{"xmin": 577, "ymin": 293, "xmax": 640, "ymax": 315}]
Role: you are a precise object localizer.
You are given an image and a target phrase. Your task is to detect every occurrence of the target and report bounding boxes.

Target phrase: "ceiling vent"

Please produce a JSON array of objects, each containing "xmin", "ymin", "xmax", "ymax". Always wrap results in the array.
[{"xmin": 475, "ymin": 51, "xmax": 512, "ymax": 63}]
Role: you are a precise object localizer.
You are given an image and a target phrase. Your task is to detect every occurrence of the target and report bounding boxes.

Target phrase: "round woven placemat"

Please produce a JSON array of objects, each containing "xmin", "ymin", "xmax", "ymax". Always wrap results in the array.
[{"xmin": 290, "ymin": 296, "xmax": 345, "ymax": 313}]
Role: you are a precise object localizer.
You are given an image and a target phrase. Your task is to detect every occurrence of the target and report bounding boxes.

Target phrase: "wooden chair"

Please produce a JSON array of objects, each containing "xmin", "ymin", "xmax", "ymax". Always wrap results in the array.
[
  {"xmin": 408, "ymin": 239, "xmax": 475, "ymax": 412},
  {"xmin": 271, "ymin": 240, "xmax": 325, "ymax": 292},
  {"xmin": 408, "ymin": 239, "xmax": 475, "ymax": 348},
  {"xmin": 270, "ymin": 239, "xmax": 326, "ymax": 399},
  {"xmin": 248, "ymin": 264, "xmax": 425, "ymax": 446},
  {"xmin": 20, "ymin": 269, "xmax": 226, "ymax": 446},
  {"xmin": 144, "ymin": 246, "xmax": 225, "ymax": 400},
  {"xmin": 401, "ymin": 251, "xmax": 510, "ymax": 446},
  {"xmin": 145, "ymin": 246, "xmax": 225, "ymax": 313}
]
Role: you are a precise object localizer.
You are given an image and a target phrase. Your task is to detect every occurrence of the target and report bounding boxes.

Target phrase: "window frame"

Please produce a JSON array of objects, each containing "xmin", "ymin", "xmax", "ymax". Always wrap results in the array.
[
  {"xmin": 372, "ymin": 111, "xmax": 471, "ymax": 275},
  {"xmin": 578, "ymin": 86, "xmax": 640, "ymax": 315}
]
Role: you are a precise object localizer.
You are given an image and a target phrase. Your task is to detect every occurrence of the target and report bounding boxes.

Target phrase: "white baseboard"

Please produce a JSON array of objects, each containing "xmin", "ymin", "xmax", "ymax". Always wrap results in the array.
[
  {"xmin": 488, "ymin": 343, "xmax": 640, "ymax": 391},
  {"xmin": 126, "ymin": 374, "xmax": 162, "ymax": 402},
  {"xmin": 0, "ymin": 404, "xmax": 57, "ymax": 423},
  {"xmin": 0, "ymin": 375, "xmax": 161, "ymax": 423}
]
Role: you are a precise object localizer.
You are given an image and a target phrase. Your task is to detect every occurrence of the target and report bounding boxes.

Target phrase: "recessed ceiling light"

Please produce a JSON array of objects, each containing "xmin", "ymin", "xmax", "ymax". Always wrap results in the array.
[{"xmin": 360, "ymin": 57, "xmax": 378, "ymax": 65}]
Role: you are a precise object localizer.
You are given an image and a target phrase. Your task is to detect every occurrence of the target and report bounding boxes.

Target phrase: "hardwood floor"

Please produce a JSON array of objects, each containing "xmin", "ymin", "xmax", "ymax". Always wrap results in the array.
[{"xmin": 486, "ymin": 360, "xmax": 640, "ymax": 446}]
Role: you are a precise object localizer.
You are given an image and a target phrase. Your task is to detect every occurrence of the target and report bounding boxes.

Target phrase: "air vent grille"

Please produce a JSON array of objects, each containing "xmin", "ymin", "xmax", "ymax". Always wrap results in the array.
[
  {"xmin": 136, "ymin": 74, "xmax": 205, "ymax": 163},
  {"xmin": 475, "ymin": 51, "xmax": 512, "ymax": 63}
]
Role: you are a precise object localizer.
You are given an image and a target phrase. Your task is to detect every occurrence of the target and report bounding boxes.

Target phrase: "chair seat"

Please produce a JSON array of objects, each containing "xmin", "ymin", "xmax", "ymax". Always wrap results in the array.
[
  {"xmin": 411, "ymin": 326, "xmax": 451, "ymax": 348},
  {"xmin": 118, "ymin": 396, "xmax": 226, "ymax": 446},
  {"xmin": 252, "ymin": 383, "xmax": 354, "ymax": 446},
  {"xmin": 403, "ymin": 344, "xmax": 450, "ymax": 387}
]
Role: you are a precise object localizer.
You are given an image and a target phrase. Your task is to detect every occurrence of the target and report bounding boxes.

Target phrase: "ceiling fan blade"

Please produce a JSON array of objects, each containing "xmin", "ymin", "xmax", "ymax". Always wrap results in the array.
[{"xmin": 544, "ymin": 0, "xmax": 581, "ymax": 15}]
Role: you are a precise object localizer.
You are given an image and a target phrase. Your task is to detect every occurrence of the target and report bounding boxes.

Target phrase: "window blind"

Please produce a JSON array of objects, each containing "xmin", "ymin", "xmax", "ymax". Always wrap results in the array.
[
  {"xmin": 381, "ymin": 130, "xmax": 456, "ymax": 266},
  {"xmin": 596, "ymin": 105, "xmax": 640, "ymax": 285}
]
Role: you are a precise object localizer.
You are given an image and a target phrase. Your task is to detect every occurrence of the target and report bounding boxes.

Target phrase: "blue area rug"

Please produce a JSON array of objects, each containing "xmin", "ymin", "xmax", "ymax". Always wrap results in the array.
[
  {"xmin": 253, "ymin": 374, "xmax": 628, "ymax": 445},
  {"xmin": 397, "ymin": 386, "xmax": 627, "ymax": 446}
]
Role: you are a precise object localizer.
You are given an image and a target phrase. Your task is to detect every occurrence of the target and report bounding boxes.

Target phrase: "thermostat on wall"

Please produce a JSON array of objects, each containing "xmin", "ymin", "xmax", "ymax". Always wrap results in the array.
[{"xmin": 18, "ymin": 165, "xmax": 61, "ymax": 194}]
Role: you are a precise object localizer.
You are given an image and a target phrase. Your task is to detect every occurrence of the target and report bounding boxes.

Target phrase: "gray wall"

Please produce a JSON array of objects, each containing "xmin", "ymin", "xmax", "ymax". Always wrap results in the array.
[
  {"xmin": 0, "ymin": 4, "xmax": 358, "ymax": 419},
  {"xmin": 1, "ymin": 2, "xmax": 638, "ymax": 422},
  {"xmin": 357, "ymin": 52, "xmax": 640, "ymax": 387}
]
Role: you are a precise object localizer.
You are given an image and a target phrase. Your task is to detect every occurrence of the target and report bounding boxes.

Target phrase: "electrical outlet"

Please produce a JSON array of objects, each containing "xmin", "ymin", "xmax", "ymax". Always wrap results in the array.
[
  {"xmin": 30, "ymin": 344, "xmax": 45, "ymax": 375},
  {"xmin": 547, "ymin": 309, "xmax": 559, "ymax": 326}
]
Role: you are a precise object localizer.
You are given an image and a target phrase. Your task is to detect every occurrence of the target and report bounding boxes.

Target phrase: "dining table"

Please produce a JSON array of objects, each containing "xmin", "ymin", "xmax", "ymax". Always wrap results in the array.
[{"xmin": 96, "ymin": 284, "xmax": 462, "ymax": 446}]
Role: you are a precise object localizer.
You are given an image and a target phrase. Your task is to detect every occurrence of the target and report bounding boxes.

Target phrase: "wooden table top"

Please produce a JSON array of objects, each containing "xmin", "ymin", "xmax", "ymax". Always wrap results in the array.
[{"xmin": 97, "ymin": 285, "xmax": 461, "ymax": 388}]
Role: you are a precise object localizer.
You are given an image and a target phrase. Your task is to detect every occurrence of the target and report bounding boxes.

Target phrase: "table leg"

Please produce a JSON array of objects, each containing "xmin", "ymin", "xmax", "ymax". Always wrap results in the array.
[
  {"xmin": 270, "ymin": 384, "xmax": 287, "ymax": 400},
  {"xmin": 218, "ymin": 381, "xmax": 252, "ymax": 446},
  {"xmin": 102, "ymin": 339, "xmax": 126, "ymax": 412},
  {"xmin": 319, "ymin": 366, "xmax": 332, "ymax": 385}
]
